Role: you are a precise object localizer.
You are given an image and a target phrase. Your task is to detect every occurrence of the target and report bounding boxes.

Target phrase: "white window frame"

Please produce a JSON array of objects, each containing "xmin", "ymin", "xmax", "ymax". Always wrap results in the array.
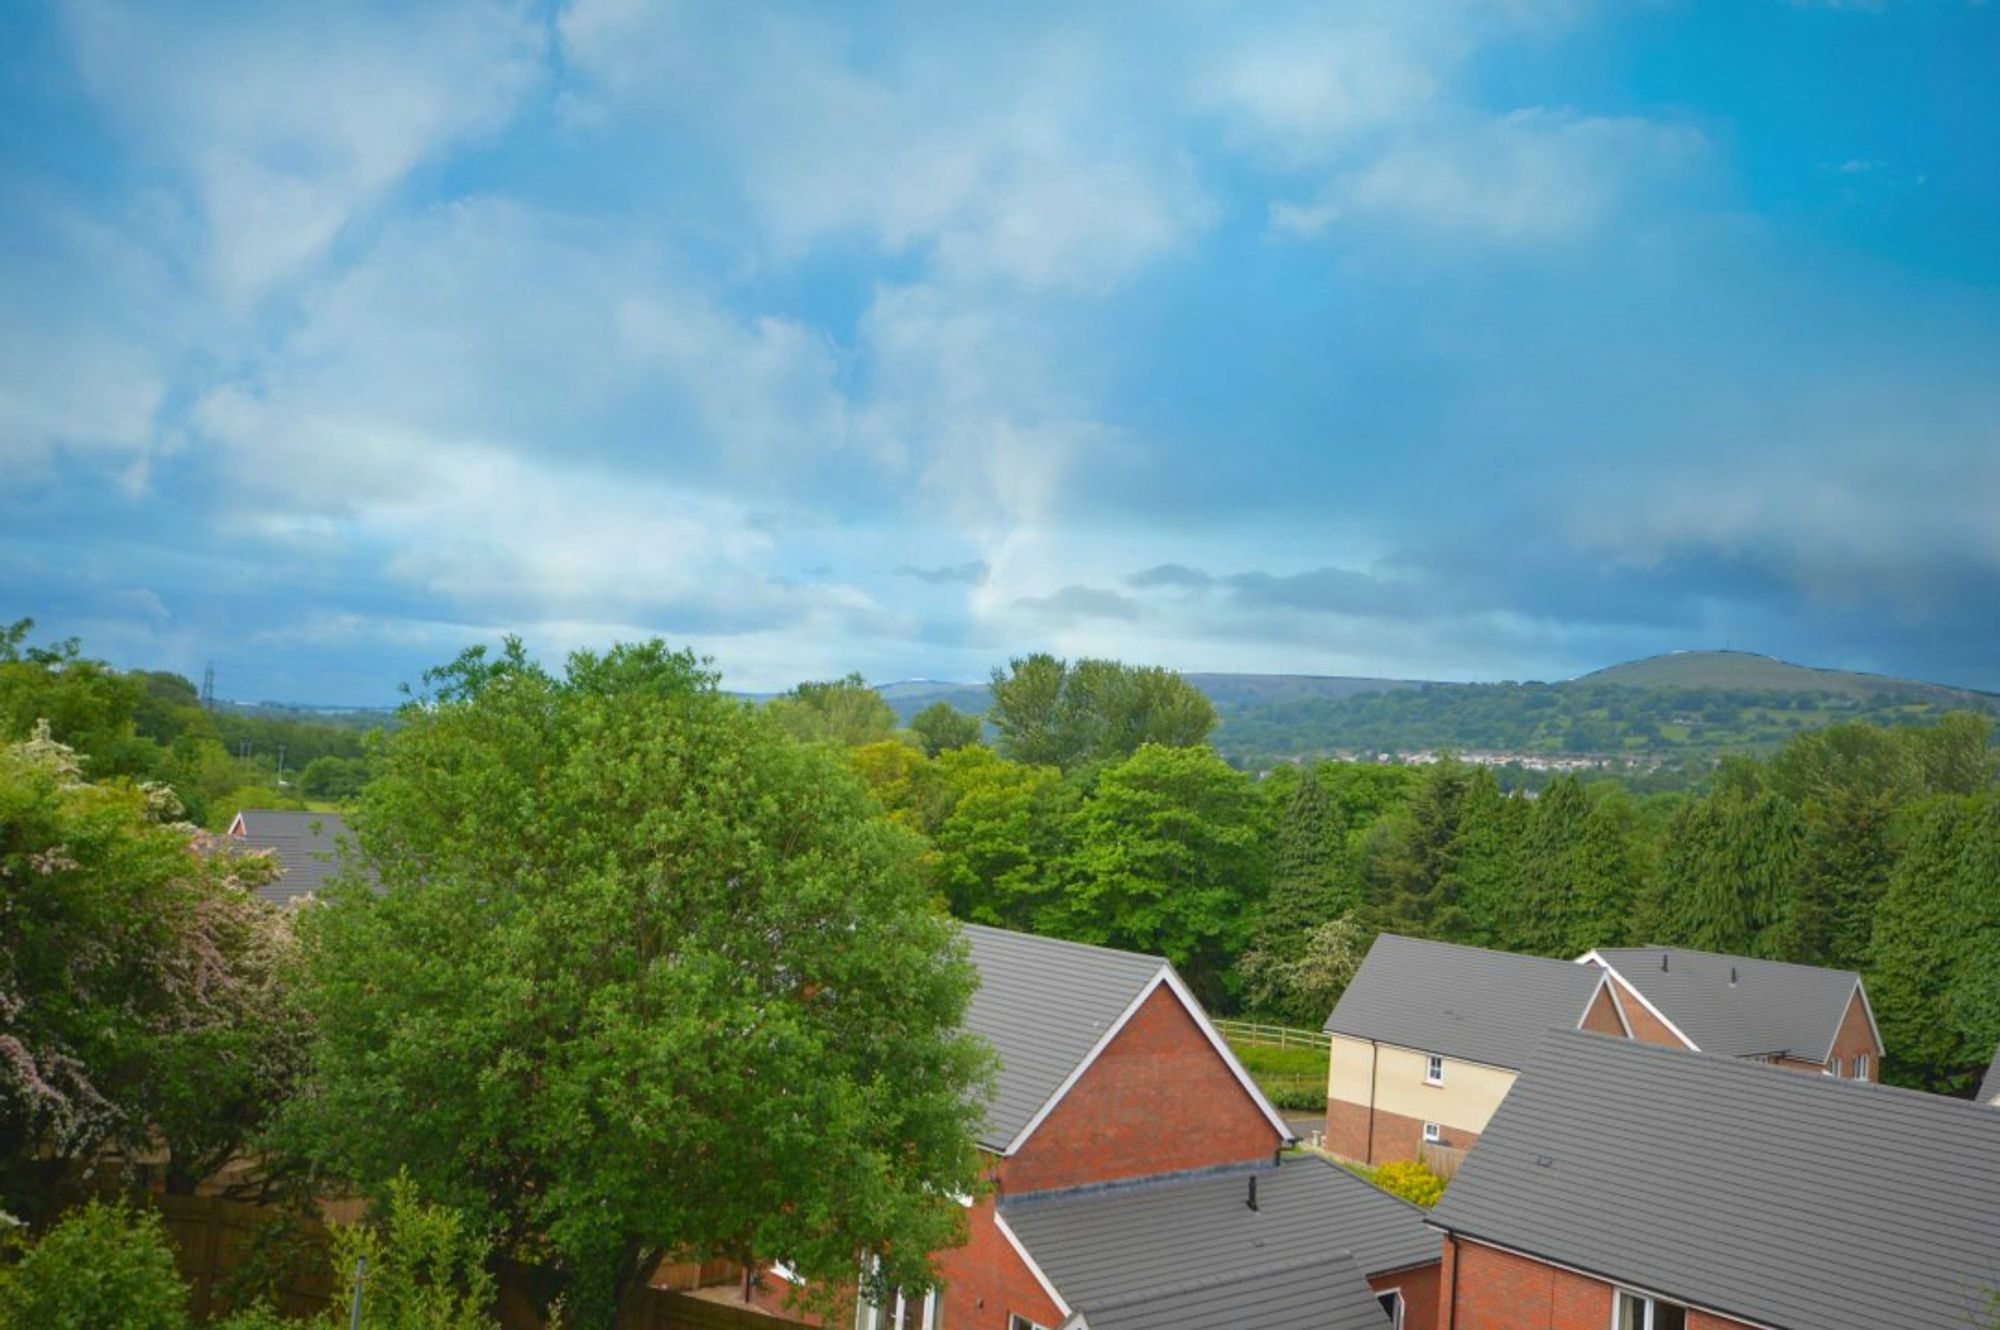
[
  {"xmin": 1377, "ymin": 1286, "xmax": 1405, "ymax": 1329},
  {"xmin": 1854, "ymin": 1054, "xmax": 1870, "ymax": 1082},
  {"xmin": 1425, "ymin": 1054, "xmax": 1444, "ymax": 1086},
  {"xmin": 1824, "ymin": 1057, "xmax": 1840, "ymax": 1077},
  {"xmin": 1612, "ymin": 1286, "xmax": 1688, "ymax": 1329},
  {"xmin": 1422, "ymin": 1121, "xmax": 1442, "ymax": 1145},
  {"xmin": 1008, "ymin": 1317, "xmax": 1050, "ymax": 1330}
]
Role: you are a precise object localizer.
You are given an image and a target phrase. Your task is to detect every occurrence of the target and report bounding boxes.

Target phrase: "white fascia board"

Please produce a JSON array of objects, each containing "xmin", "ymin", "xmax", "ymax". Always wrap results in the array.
[
  {"xmin": 992, "ymin": 1209, "xmax": 1072, "ymax": 1319},
  {"xmin": 1158, "ymin": 965, "xmax": 1298, "ymax": 1145}
]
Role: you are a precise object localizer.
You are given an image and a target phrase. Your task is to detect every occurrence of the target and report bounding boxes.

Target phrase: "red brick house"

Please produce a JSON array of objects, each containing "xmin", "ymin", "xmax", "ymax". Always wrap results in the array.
[
  {"xmin": 1577, "ymin": 947, "xmax": 1883, "ymax": 1080},
  {"xmin": 1427, "ymin": 1030, "xmax": 2000, "ymax": 1330},
  {"xmin": 764, "ymin": 925, "xmax": 1441, "ymax": 1330}
]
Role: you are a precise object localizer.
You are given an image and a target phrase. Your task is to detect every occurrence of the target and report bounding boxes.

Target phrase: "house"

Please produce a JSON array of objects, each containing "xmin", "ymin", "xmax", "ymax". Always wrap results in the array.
[
  {"xmin": 1980, "ymin": 1043, "xmax": 2000, "ymax": 1107},
  {"xmin": 1427, "ymin": 1029, "xmax": 2000, "ymax": 1330},
  {"xmin": 1321, "ymin": 934, "xmax": 1627, "ymax": 1167},
  {"xmin": 223, "ymin": 808, "xmax": 356, "ymax": 906},
  {"xmin": 1577, "ymin": 945, "xmax": 1883, "ymax": 1080},
  {"xmin": 1000, "ymin": 1153, "xmax": 1442, "ymax": 1330},
  {"xmin": 766, "ymin": 924, "xmax": 1439, "ymax": 1330}
]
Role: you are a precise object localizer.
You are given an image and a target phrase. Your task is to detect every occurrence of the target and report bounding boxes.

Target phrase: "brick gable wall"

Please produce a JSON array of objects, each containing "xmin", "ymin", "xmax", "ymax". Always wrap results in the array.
[
  {"xmin": 1607, "ymin": 974, "xmax": 1692, "ymax": 1048},
  {"xmin": 996, "ymin": 984, "xmax": 1283, "ymax": 1195},
  {"xmin": 1441, "ymin": 1236, "xmax": 1755, "ymax": 1330},
  {"xmin": 1580, "ymin": 982, "xmax": 1627, "ymax": 1036}
]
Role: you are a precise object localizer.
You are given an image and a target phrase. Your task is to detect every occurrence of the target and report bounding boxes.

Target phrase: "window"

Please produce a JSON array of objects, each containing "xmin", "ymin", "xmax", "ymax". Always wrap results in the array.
[
  {"xmin": 1825, "ymin": 1057, "xmax": 1841, "ymax": 1077},
  {"xmin": 1426, "ymin": 1054, "xmax": 1444, "ymax": 1085},
  {"xmin": 1854, "ymin": 1054, "xmax": 1870, "ymax": 1082},
  {"xmin": 1615, "ymin": 1289, "xmax": 1688, "ymax": 1330},
  {"xmin": 1422, "ymin": 1122, "xmax": 1442, "ymax": 1145},
  {"xmin": 1008, "ymin": 1318, "xmax": 1050, "ymax": 1330},
  {"xmin": 1377, "ymin": 1288, "xmax": 1404, "ymax": 1329}
]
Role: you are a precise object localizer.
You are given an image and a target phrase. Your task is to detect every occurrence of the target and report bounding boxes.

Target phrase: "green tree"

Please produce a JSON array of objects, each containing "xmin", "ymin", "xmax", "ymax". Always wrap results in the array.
[
  {"xmin": 910, "ymin": 702, "xmax": 982, "ymax": 757},
  {"xmin": 766, "ymin": 673, "xmax": 898, "ymax": 747},
  {"xmin": 0, "ymin": 727, "xmax": 300, "ymax": 1217},
  {"xmin": 1868, "ymin": 792, "xmax": 2000, "ymax": 1092},
  {"xmin": 1240, "ymin": 913, "xmax": 1366, "ymax": 1026},
  {"xmin": 329, "ymin": 1174, "xmax": 495, "ymax": 1330},
  {"xmin": 1367, "ymin": 758, "xmax": 1477, "ymax": 941},
  {"xmin": 299, "ymin": 755, "xmax": 372, "ymax": 800},
  {"xmin": 280, "ymin": 640, "xmax": 993, "ymax": 1326},
  {"xmin": 0, "ymin": 1201, "xmax": 190, "ymax": 1330},
  {"xmin": 1054, "ymin": 743, "xmax": 1261, "ymax": 1004},
  {"xmin": 926, "ymin": 747, "xmax": 1074, "ymax": 931},
  {"xmin": 1239, "ymin": 770, "xmax": 1359, "ymax": 1021},
  {"xmin": 987, "ymin": 654, "xmax": 1215, "ymax": 770}
]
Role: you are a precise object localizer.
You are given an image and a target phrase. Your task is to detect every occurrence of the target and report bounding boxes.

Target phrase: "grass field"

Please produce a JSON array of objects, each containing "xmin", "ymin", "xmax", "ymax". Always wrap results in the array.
[{"xmin": 1226, "ymin": 1039, "xmax": 1329, "ymax": 1112}]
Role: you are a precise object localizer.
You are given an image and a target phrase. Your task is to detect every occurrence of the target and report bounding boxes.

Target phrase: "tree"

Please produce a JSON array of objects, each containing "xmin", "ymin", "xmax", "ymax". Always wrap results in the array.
[
  {"xmin": 1053, "ymin": 743, "xmax": 1262, "ymax": 1004},
  {"xmin": 299, "ymin": 755, "xmax": 371, "ymax": 801},
  {"xmin": 1868, "ymin": 792, "xmax": 2000, "ymax": 1092},
  {"xmin": 0, "ymin": 1201, "xmax": 191, "ymax": 1330},
  {"xmin": 926, "ymin": 747, "xmax": 1074, "ymax": 931},
  {"xmin": 279, "ymin": 640, "xmax": 993, "ymax": 1326},
  {"xmin": 1367, "ymin": 758, "xmax": 1477, "ymax": 941},
  {"xmin": 766, "ymin": 673, "xmax": 898, "ymax": 747},
  {"xmin": 0, "ymin": 726, "xmax": 301, "ymax": 1218},
  {"xmin": 1239, "ymin": 771, "xmax": 1359, "ymax": 1021},
  {"xmin": 1239, "ymin": 914, "xmax": 1366, "ymax": 1026},
  {"xmin": 986, "ymin": 655, "xmax": 1214, "ymax": 770},
  {"xmin": 329, "ymin": 1174, "xmax": 495, "ymax": 1330},
  {"xmin": 909, "ymin": 702, "xmax": 982, "ymax": 757}
]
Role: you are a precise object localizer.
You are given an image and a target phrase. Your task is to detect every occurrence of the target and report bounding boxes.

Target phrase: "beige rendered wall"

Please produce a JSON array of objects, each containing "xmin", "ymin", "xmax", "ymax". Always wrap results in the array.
[{"xmin": 1328, "ymin": 1034, "xmax": 1518, "ymax": 1136}]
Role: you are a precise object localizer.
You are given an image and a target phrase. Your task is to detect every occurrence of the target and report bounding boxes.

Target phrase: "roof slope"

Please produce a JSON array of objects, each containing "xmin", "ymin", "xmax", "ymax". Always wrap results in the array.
[
  {"xmin": 228, "ymin": 809, "xmax": 356, "ymax": 906},
  {"xmin": 1430, "ymin": 1030, "xmax": 2000, "ymax": 1330},
  {"xmin": 960, "ymin": 925, "xmax": 1166, "ymax": 1152},
  {"xmin": 1980, "ymin": 1043, "xmax": 2000, "ymax": 1106},
  {"xmin": 1323, "ymin": 934, "xmax": 1605, "ymax": 1070},
  {"xmin": 1068, "ymin": 1253, "xmax": 1389, "ymax": 1330},
  {"xmin": 1004, "ymin": 1153, "xmax": 1437, "ymax": 1313},
  {"xmin": 1589, "ymin": 946, "xmax": 1862, "ymax": 1060}
]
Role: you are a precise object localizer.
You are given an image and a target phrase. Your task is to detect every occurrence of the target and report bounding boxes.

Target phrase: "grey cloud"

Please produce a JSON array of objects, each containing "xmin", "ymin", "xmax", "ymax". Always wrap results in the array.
[
  {"xmin": 1126, "ymin": 563, "xmax": 1215, "ymax": 590},
  {"xmin": 897, "ymin": 560, "xmax": 991, "ymax": 586},
  {"xmin": 1014, "ymin": 584, "xmax": 1147, "ymax": 622}
]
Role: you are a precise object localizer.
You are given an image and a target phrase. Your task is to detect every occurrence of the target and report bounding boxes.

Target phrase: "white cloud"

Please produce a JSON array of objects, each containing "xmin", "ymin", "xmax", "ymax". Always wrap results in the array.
[
  {"xmin": 558, "ymin": 2, "xmax": 1209, "ymax": 292},
  {"xmin": 1277, "ymin": 109, "xmax": 1701, "ymax": 243},
  {"xmin": 64, "ymin": 0, "xmax": 545, "ymax": 303}
]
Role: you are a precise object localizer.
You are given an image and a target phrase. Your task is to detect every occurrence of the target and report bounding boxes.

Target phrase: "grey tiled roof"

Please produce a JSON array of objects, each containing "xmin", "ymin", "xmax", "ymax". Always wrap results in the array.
[
  {"xmin": 1007, "ymin": 1155, "xmax": 1426, "ymax": 1330},
  {"xmin": 1980, "ymin": 1043, "xmax": 2000, "ymax": 1106},
  {"xmin": 1322, "ymin": 933, "xmax": 1605, "ymax": 1070},
  {"xmin": 1589, "ymin": 945, "xmax": 1864, "ymax": 1061},
  {"xmin": 227, "ymin": 809, "xmax": 357, "ymax": 906},
  {"xmin": 1429, "ymin": 1029, "xmax": 2000, "ymax": 1330},
  {"xmin": 960, "ymin": 925, "xmax": 1168, "ymax": 1152},
  {"xmin": 1066, "ymin": 1253, "xmax": 1390, "ymax": 1330}
]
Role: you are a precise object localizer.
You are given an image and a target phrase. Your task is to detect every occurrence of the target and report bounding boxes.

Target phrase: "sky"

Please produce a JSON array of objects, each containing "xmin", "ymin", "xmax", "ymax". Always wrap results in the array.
[{"xmin": 3, "ymin": 0, "xmax": 1998, "ymax": 703}]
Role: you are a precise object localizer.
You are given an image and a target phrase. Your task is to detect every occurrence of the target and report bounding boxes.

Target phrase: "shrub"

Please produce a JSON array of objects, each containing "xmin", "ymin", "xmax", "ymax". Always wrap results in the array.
[
  {"xmin": 1370, "ymin": 1158, "xmax": 1446, "ymax": 1209},
  {"xmin": 0, "ymin": 1201, "xmax": 190, "ymax": 1330}
]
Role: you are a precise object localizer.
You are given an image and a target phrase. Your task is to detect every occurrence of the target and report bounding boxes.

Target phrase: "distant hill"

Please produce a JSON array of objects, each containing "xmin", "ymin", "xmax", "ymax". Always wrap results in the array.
[
  {"xmin": 876, "ymin": 652, "xmax": 1998, "ymax": 768},
  {"xmin": 1578, "ymin": 650, "xmax": 1996, "ymax": 704}
]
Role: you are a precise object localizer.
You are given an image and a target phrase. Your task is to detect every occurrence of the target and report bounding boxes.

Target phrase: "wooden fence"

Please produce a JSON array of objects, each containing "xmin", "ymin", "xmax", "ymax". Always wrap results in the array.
[{"xmin": 1212, "ymin": 1018, "xmax": 1332, "ymax": 1052}]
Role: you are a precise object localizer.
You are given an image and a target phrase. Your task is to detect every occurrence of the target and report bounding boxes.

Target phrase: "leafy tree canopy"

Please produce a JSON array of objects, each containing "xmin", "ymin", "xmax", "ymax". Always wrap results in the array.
[
  {"xmin": 0, "ymin": 726, "xmax": 302, "ymax": 1217},
  {"xmin": 280, "ymin": 640, "xmax": 994, "ymax": 1327},
  {"xmin": 987, "ymin": 654, "xmax": 1215, "ymax": 770},
  {"xmin": 767, "ymin": 672, "xmax": 900, "ymax": 747}
]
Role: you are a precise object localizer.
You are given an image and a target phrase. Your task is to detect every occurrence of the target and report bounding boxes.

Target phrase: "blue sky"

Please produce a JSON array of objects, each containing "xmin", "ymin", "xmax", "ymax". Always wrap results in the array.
[{"xmin": 3, "ymin": 1, "xmax": 1997, "ymax": 702}]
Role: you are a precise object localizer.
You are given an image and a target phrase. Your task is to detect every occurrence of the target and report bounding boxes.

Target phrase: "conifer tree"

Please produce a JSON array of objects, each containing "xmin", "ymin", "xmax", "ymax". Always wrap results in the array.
[
  {"xmin": 1868, "ymin": 794, "xmax": 1991, "ymax": 1090},
  {"xmin": 1371, "ymin": 758, "xmax": 1476, "ymax": 940}
]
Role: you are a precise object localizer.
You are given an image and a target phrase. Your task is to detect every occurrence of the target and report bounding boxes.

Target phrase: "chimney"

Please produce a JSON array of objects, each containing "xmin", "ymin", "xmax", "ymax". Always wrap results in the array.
[
  {"xmin": 1247, "ymin": 1176, "xmax": 1258, "ymax": 1212},
  {"xmin": 1730, "ymin": 966, "xmax": 1738, "ymax": 985},
  {"xmin": 1661, "ymin": 953, "xmax": 1670, "ymax": 972}
]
